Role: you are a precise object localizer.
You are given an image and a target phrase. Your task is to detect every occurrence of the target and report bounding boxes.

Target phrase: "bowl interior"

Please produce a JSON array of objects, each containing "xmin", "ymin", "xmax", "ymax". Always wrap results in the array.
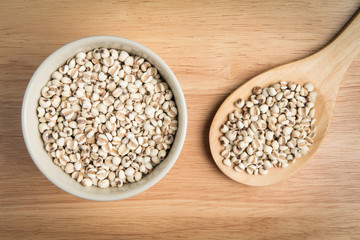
[{"xmin": 22, "ymin": 36, "xmax": 187, "ymax": 201}]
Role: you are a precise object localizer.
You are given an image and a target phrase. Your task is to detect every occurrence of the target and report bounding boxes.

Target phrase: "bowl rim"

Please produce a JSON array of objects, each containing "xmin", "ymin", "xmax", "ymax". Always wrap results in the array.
[{"xmin": 21, "ymin": 35, "xmax": 187, "ymax": 201}]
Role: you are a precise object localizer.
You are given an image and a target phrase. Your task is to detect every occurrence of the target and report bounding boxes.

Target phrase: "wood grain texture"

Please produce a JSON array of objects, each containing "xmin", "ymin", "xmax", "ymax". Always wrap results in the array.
[{"xmin": 0, "ymin": 0, "xmax": 360, "ymax": 239}]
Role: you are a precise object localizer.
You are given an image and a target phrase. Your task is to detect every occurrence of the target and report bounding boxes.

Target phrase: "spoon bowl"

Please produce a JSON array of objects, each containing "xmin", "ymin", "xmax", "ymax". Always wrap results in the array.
[{"xmin": 210, "ymin": 10, "xmax": 360, "ymax": 186}]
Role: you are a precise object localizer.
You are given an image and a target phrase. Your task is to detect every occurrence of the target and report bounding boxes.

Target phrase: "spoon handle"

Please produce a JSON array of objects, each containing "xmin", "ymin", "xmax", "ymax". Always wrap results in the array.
[{"xmin": 313, "ymin": 9, "xmax": 360, "ymax": 90}]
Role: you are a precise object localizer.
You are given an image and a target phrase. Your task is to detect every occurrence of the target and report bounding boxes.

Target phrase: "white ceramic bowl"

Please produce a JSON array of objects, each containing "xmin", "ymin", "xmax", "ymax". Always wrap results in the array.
[{"xmin": 22, "ymin": 36, "xmax": 187, "ymax": 201}]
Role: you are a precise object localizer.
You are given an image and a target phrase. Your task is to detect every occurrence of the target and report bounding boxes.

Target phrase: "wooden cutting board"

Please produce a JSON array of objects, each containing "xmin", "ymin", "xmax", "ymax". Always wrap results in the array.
[{"xmin": 0, "ymin": 0, "xmax": 359, "ymax": 239}]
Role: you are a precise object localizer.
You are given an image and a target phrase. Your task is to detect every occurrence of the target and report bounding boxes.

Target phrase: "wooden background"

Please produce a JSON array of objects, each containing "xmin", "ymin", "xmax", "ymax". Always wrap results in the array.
[{"xmin": 1, "ymin": 0, "xmax": 360, "ymax": 239}]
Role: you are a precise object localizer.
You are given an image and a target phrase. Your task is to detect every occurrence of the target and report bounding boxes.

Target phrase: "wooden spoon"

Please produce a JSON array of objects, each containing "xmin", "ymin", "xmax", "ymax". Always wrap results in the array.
[{"xmin": 209, "ymin": 10, "xmax": 360, "ymax": 186}]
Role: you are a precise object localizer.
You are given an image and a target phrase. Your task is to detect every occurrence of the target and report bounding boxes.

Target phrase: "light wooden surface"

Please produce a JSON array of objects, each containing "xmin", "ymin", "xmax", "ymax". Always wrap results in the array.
[
  {"xmin": 210, "ymin": 10, "xmax": 360, "ymax": 186},
  {"xmin": 1, "ymin": 0, "xmax": 360, "ymax": 239}
]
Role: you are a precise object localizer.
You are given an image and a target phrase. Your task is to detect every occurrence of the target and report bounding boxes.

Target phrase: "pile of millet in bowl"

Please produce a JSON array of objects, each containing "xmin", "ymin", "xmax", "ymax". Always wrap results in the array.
[{"xmin": 37, "ymin": 48, "xmax": 178, "ymax": 188}]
